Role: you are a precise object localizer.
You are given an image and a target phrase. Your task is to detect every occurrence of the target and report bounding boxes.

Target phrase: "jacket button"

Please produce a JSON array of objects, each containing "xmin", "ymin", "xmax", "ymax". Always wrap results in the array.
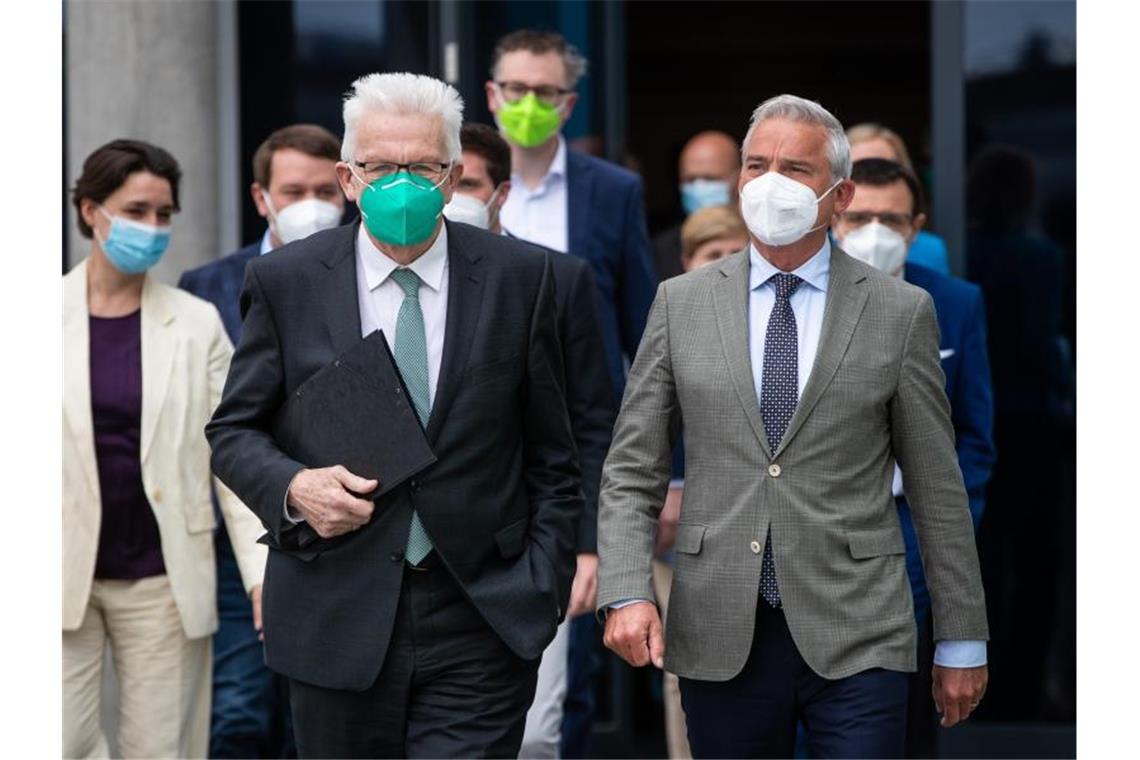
[
  {"xmin": 750, "ymin": 540, "xmax": 761, "ymax": 554},
  {"xmin": 768, "ymin": 464, "xmax": 782, "ymax": 478},
  {"xmin": 390, "ymin": 550, "xmax": 404, "ymax": 563},
  {"xmin": 409, "ymin": 479, "xmax": 420, "ymax": 492}
]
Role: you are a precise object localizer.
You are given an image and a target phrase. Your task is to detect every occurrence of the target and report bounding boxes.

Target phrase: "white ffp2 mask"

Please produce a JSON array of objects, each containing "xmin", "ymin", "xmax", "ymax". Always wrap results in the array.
[
  {"xmin": 840, "ymin": 221, "xmax": 909, "ymax": 275},
  {"xmin": 265, "ymin": 194, "xmax": 343, "ymax": 244},
  {"xmin": 739, "ymin": 172, "xmax": 841, "ymax": 246}
]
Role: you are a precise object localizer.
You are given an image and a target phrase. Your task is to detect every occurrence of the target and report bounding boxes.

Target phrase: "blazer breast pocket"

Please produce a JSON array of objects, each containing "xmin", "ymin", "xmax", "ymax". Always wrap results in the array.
[
  {"xmin": 847, "ymin": 527, "xmax": 905, "ymax": 559},
  {"xmin": 463, "ymin": 353, "xmax": 521, "ymax": 388}
]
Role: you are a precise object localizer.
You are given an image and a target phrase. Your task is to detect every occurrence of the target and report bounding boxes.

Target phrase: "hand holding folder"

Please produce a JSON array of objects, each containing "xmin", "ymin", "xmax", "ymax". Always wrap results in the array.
[{"xmin": 267, "ymin": 330, "xmax": 437, "ymax": 551}]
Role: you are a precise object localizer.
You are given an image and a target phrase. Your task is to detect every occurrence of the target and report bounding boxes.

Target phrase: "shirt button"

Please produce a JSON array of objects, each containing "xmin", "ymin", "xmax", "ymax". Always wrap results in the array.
[
  {"xmin": 152, "ymin": 489, "xmax": 162, "ymax": 503},
  {"xmin": 750, "ymin": 540, "xmax": 762, "ymax": 554},
  {"xmin": 768, "ymin": 464, "xmax": 782, "ymax": 478}
]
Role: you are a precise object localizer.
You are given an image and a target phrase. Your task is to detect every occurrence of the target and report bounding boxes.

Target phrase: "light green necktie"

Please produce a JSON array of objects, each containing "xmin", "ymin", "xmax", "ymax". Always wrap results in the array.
[{"xmin": 390, "ymin": 268, "xmax": 433, "ymax": 564}]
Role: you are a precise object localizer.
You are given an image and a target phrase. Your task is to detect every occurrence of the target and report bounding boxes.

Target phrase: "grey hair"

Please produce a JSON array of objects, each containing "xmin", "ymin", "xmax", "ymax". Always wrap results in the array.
[
  {"xmin": 341, "ymin": 72, "xmax": 464, "ymax": 163},
  {"xmin": 742, "ymin": 94, "xmax": 852, "ymax": 182}
]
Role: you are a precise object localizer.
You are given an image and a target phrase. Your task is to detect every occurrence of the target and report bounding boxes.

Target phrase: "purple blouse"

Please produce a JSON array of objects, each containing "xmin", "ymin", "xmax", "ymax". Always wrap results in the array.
[{"xmin": 89, "ymin": 310, "xmax": 165, "ymax": 580}]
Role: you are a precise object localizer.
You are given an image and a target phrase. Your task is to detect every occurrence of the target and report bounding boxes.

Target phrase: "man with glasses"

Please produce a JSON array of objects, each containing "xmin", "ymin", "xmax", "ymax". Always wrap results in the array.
[
  {"xmin": 832, "ymin": 156, "xmax": 996, "ymax": 753},
  {"xmin": 832, "ymin": 156, "xmax": 995, "ymax": 624},
  {"xmin": 485, "ymin": 28, "xmax": 658, "ymax": 757},
  {"xmin": 207, "ymin": 72, "xmax": 582, "ymax": 758}
]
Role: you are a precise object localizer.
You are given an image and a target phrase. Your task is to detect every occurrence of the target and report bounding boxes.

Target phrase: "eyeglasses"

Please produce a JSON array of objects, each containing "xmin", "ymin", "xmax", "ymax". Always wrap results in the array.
[
  {"xmin": 837, "ymin": 211, "xmax": 914, "ymax": 234},
  {"xmin": 352, "ymin": 160, "xmax": 451, "ymax": 183},
  {"xmin": 495, "ymin": 80, "xmax": 572, "ymax": 105}
]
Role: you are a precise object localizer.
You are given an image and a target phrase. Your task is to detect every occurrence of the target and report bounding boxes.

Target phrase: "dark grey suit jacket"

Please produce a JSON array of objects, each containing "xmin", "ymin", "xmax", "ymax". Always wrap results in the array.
[
  {"xmin": 207, "ymin": 220, "xmax": 583, "ymax": 690},
  {"xmin": 597, "ymin": 245, "xmax": 988, "ymax": 681}
]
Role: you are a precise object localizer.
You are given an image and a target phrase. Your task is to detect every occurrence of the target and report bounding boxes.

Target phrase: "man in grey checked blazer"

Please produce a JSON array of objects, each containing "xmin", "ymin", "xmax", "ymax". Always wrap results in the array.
[{"xmin": 597, "ymin": 95, "xmax": 989, "ymax": 758}]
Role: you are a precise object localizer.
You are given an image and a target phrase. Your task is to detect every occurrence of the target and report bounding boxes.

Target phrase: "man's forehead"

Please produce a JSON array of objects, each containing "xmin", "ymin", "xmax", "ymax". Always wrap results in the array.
[
  {"xmin": 745, "ymin": 120, "xmax": 828, "ymax": 159},
  {"xmin": 461, "ymin": 151, "xmax": 489, "ymax": 175},
  {"xmin": 354, "ymin": 112, "xmax": 447, "ymax": 160},
  {"xmin": 496, "ymin": 50, "xmax": 567, "ymax": 84},
  {"xmin": 848, "ymin": 181, "xmax": 911, "ymax": 211}
]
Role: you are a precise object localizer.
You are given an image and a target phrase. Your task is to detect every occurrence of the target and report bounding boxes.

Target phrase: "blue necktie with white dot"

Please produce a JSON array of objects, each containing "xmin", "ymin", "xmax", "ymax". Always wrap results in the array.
[{"xmin": 759, "ymin": 273, "xmax": 802, "ymax": 608}]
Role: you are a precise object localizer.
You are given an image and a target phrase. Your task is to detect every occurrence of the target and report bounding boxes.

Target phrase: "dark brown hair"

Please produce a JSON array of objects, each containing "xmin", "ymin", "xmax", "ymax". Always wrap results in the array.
[
  {"xmin": 252, "ymin": 124, "xmax": 342, "ymax": 188},
  {"xmin": 850, "ymin": 158, "xmax": 926, "ymax": 217},
  {"xmin": 72, "ymin": 139, "xmax": 182, "ymax": 238},
  {"xmin": 490, "ymin": 29, "xmax": 588, "ymax": 88},
  {"xmin": 459, "ymin": 123, "xmax": 511, "ymax": 187}
]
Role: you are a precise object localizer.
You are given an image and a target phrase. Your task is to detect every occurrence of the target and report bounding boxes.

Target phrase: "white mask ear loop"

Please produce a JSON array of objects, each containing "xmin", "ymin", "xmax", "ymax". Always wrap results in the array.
[{"xmin": 803, "ymin": 178, "xmax": 845, "ymax": 236}]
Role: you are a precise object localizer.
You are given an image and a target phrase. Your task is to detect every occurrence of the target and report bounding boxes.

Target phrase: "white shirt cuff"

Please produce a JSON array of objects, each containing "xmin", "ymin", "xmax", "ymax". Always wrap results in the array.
[
  {"xmin": 609, "ymin": 598, "xmax": 652, "ymax": 610},
  {"xmin": 933, "ymin": 640, "xmax": 987, "ymax": 668},
  {"xmin": 283, "ymin": 493, "xmax": 304, "ymax": 525}
]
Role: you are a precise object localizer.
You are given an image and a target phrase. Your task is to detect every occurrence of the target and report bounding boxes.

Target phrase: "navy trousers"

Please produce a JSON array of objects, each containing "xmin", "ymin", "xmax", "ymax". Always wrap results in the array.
[
  {"xmin": 679, "ymin": 601, "xmax": 908, "ymax": 759},
  {"xmin": 211, "ymin": 532, "xmax": 295, "ymax": 758},
  {"xmin": 561, "ymin": 614, "xmax": 603, "ymax": 758}
]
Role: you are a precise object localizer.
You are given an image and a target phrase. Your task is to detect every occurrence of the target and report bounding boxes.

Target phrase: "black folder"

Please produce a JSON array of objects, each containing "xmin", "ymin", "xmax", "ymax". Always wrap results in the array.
[{"xmin": 269, "ymin": 330, "xmax": 437, "ymax": 550}]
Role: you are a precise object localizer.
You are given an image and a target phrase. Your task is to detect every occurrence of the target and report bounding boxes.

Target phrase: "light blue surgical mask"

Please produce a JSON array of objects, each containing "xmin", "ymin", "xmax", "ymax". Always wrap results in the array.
[
  {"xmin": 680, "ymin": 179, "xmax": 730, "ymax": 215},
  {"xmin": 96, "ymin": 206, "xmax": 172, "ymax": 274}
]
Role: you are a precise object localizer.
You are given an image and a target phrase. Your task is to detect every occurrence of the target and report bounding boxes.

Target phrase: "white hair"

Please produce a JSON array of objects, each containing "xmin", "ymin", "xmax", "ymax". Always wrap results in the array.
[
  {"xmin": 341, "ymin": 72, "xmax": 464, "ymax": 163},
  {"xmin": 742, "ymin": 94, "xmax": 852, "ymax": 182}
]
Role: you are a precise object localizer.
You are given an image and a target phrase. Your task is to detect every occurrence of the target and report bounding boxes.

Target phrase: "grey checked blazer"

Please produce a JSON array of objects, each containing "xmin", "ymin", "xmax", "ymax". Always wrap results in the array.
[{"xmin": 596, "ymin": 245, "xmax": 989, "ymax": 681}]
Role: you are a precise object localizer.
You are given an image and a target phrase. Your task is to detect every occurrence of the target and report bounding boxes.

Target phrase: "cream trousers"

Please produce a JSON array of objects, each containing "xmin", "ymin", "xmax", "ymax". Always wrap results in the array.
[{"xmin": 62, "ymin": 575, "xmax": 210, "ymax": 759}]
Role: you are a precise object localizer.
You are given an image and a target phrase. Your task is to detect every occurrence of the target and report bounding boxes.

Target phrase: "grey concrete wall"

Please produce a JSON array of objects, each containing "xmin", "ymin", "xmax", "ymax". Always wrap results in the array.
[{"xmin": 65, "ymin": 0, "xmax": 238, "ymax": 284}]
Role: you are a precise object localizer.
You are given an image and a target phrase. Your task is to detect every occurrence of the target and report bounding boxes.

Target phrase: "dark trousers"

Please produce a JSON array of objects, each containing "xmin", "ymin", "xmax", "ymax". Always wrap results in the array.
[
  {"xmin": 561, "ymin": 613, "xmax": 603, "ymax": 758},
  {"xmin": 288, "ymin": 555, "xmax": 541, "ymax": 758},
  {"xmin": 211, "ymin": 534, "xmax": 295, "ymax": 758},
  {"xmin": 679, "ymin": 601, "xmax": 908, "ymax": 759}
]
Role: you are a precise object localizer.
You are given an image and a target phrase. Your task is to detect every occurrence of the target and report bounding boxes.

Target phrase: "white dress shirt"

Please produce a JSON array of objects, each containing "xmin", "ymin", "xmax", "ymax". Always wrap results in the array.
[
  {"xmin": 284, "ymin": 224, "xmax": 450, "ymax": 524},
  {"xmin": 354, "ymin": 223, "xmax": 449, "ymax": 406},
  {"xmin": 616, "ymin": 238, "xmax": 986, "ymax": 668},
  {"xmin": 499, "ymin": 136, "xmax": 569, "ymax": 253}
]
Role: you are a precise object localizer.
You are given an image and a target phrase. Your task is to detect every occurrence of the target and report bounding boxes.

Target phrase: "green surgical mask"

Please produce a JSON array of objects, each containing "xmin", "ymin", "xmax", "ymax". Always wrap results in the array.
[
  {"xmin": 353, "ymin": 169, "xmax": 446, "ymax": 247},
  {"xmin": 497, "ymin": 91, "xmax": 563, "ymax": 148}
]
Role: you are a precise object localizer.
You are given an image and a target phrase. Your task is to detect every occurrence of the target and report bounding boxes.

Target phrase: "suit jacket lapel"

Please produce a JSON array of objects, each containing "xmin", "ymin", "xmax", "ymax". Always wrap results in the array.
[
  {"xmin": 63, "ymin": 260, "xmax": 100, "ymax": 499},
  {"xmin": 140, "ymin": 276, "xmax": 178, "ymax": 464},
  {"xmin": 320, "ymin": 223, "xmax": 365, "ymax": 358},
  {"xmin": 426, "ymin": 222, "xmax": 484, "ymax": 444},
  {"xmin": 566, "ymin": 150, "xmax": 592, "ymax": 257},
  {"xmin": 712, "ymin": 251, "xmax": 773, "ymax": 460},
  {"xmin": 776, "ymin": 245, "xmax": 869, "ymax": 457}
]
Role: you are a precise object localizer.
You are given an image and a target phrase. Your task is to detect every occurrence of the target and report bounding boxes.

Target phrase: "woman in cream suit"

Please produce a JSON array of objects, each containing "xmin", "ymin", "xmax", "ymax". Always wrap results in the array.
[{"xmin": 63, "ymin": 139, "xmax": 267, "ymax": 758}]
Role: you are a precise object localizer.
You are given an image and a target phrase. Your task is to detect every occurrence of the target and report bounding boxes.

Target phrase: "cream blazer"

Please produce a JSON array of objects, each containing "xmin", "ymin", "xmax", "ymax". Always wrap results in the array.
[{"xmin": 63, "ymin": 259, "xmax": 267, "ymax": 639}]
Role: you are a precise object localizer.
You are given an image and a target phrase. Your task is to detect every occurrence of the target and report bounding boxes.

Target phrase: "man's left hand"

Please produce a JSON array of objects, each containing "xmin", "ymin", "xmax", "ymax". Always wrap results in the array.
[
  {"xmin": 932, "ymin": 664, "xmax": 988, "ymax": 727},
  {"xmin": 250, "ymin": 585, "xmax": 264, "ymax": 643},
  {"xmin": 567, "ymin": 553, "xmax": 598, "ymax": 618}
]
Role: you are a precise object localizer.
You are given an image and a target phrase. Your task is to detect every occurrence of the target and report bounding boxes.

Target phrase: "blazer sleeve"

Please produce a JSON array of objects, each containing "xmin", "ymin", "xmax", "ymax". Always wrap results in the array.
[
  {"xmin": 205, "ymin": 263, "xmax": 307, "ymax": 541},
  {"xmin": 889, "ymin": 291, "xmax": 989, "ymax": 643},
  {"xmin": 949, "ymin": 288, "xmax": 996, "ymax": 528},
  {"xmin": 204, "ymin": 309, "xmax": 267, "ymax": 593},
  {"xmin": 562, "ymin": 263, "xmax": 617, "ymax": 554},
  {"xmin": 596, "ymin": 283, "xmax": 680, "ymax": 614},
  {"xmin": 618, "ymin": 177, "xmax": 658, "ymax": 363},
  {"xmin": 523, "ymin": 255, "xmax": 586, "ymax": 618}
]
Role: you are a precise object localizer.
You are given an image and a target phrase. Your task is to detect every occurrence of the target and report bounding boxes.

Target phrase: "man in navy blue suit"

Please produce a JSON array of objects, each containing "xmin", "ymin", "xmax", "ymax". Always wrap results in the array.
[
  {"xmin": 178, "ymin": 123, "xmax": 345, "ymax": 758},
  {"xmin": 485, "ymin": 29, "xmax": 657, "ymax": 758},
  {"xmin": 833, "ymin": 158, "xmax": 996, "ymax": 623}
]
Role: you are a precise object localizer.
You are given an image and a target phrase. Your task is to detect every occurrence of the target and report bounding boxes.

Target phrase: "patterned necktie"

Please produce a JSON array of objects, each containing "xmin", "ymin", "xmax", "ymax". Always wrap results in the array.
[
  {"xmin": 759, "ymin": 273, "xmax": 802, "ymax": 607},
  {"xmin": 390, "ymin": 268, "xmax": 433, "ymax": 564}
]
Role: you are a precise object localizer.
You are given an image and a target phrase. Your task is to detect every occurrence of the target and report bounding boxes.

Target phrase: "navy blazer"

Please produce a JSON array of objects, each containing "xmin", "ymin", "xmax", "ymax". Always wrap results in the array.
[
  {"xmin": 565, "ymin": 149, "xmax": 657, "ymax": 402},
  {"xmin": 898, "ymin": 262, "xmax": 996, "ymax": 619},
  {"xmin": 178, "ymin": 242, "xmax": 261, "ymax": 345}
]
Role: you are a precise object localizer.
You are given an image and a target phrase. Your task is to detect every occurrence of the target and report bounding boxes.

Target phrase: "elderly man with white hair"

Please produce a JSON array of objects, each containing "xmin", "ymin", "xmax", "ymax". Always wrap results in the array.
[
  {"xmin": 207, "ymin": 72, "xmax": 582, "ymax": 758},
  {"xmin": 597, "ymin": 94, "xmax": 990, "ymax": 758}
]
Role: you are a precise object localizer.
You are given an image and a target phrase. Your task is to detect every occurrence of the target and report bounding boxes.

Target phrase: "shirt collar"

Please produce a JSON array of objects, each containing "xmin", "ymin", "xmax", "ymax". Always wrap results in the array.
[
  {"xmin": 510, "ymin": 135, "xmax": 567, "ymax": 188},
  {"xmin": 749, "ymin": 236, "xmax": 831, "ymax": 294},
  {"xmin": 259, "ymin": 228, "xmax": 274, "ymax": 255},
  {"xmin": 357, "ymin": 221, "xmax": 449, "ymax": 293}
]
